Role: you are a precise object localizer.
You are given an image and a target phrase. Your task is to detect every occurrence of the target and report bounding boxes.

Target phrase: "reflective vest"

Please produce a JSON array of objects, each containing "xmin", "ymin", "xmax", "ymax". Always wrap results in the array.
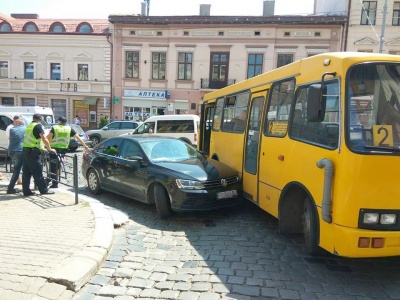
[
  {"xmin": 51, "ymin": 125, "xmax": 71, "ymax": 149},
  {"xmin": 23, "ymin": 122, "xmax": 44, "ymax": 150}
]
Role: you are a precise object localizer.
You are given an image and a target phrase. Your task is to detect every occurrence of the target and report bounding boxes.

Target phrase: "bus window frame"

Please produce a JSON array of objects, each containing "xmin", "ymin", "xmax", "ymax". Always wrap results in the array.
[
  {"xmin": 263, "ymin": 77, "xmax": 296, "ymax": 138},
  {"xmin": 289, "ymin": 79, "xmax": 341, "ymax": 149}
]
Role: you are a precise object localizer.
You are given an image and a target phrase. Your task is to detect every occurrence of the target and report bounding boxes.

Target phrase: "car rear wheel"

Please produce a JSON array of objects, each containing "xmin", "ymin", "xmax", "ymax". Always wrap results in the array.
[
  {"xmin": 87, "ymin": 169, "xmax": 101, "ymax": 194},
  {"xmin": 154, "ymin": 184, "xmax": 171, "ymax": 219},
  {"xmin": 90, "ymin": 136, "xmax": 100, "ymax": 146},
  {"xmin": 302, "ymin": 198, "xmax": 320, "ymax": 255}
]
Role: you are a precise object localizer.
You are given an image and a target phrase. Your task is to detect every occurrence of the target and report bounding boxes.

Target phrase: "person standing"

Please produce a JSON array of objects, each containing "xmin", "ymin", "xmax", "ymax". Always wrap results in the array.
[
  {"xmin": 46, "ymin": 116, "xmax": 90, "ymax": 188},
  {"xmin": 7, "ymin": 115, "xmax": 25, "ymax": 194},
  {"xmin": 22, "ymin": 113, "xmax": 56, "ymax": 196},
  {"xmin": 7, "ymin": 115, "xmax": 24, "ymax": 185},
  {"xmin": 74, "ymin": 115, "xmax": 81, "ymax": 125}
]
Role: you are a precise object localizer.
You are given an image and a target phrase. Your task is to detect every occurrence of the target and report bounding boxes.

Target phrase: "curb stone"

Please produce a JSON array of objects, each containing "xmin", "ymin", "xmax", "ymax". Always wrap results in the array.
[{"xmin": 46, "ymin": 189, "xmax": 115, "ymax": 291}]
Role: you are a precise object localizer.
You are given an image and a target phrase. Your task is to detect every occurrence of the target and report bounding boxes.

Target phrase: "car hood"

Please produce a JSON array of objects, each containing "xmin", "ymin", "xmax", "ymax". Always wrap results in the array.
[{"xmin": 156, "ymin": 158, "xmax": 236, "ymax": 181}]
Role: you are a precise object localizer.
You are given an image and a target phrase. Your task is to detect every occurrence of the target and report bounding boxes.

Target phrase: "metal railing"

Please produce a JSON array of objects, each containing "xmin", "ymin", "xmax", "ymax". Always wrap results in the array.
[{"xmin": 41, "ymin": 151, "xmax": 79, "ymax": 204}]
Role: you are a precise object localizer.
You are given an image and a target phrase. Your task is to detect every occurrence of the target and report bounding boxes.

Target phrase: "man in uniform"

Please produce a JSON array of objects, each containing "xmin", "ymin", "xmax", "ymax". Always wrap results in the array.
[
  {"xmin": 46, "ymin": 116, "xmax": 90, "ymax": 188},
  {"xmin": 22, "ymin": 113, "xmax": 56, "ymax": 196}
]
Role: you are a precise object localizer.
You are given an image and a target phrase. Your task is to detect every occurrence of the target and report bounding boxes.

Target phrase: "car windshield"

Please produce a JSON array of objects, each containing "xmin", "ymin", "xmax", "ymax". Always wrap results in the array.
[
  {"xmin": 347, "ymin": 63, "xmax": 400, "ymax": 153},
  {"xmin": 70, "ymin": 124, "xmax": 84, "ymax": 134},
  {"xmin": 141, "ymin": 139, "xmax": 200, "ymax": 162}
]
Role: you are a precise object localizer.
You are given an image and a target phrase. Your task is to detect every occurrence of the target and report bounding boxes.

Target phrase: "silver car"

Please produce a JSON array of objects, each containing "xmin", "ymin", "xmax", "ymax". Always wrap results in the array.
[{"xmin": 86, "ymin": 121, "xmax": 142, "ymax": 146}]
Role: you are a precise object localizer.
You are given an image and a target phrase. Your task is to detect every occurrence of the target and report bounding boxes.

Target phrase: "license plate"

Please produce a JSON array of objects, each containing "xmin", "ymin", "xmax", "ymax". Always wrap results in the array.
[{"xmin": 217, "ymin": 190, "xmax": 238, "ymax": 199}]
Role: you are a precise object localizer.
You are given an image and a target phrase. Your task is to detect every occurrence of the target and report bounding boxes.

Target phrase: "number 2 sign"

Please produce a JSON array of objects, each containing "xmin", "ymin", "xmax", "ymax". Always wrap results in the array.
[{"xmin": 373, "ymin": 125, "xmax": 393, "ymax": 147}]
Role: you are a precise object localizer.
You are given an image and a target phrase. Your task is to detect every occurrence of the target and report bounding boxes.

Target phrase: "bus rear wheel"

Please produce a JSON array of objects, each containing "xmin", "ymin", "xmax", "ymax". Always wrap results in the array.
[{"xmin": 302, "ymin": 199, "xmax": 320, "ymax": 255}]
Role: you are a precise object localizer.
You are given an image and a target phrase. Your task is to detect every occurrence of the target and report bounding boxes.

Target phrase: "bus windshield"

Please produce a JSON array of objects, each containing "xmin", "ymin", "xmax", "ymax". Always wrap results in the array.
[{"xmin": 347, "ymin": 63, "xmax": 400, "ymax": 153}]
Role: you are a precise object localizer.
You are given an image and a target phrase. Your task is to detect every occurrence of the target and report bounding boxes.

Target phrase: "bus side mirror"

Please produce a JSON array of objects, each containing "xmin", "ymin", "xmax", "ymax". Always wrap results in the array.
[{"xmin": 307, "ymin": 84, "xmax": 327, "ymax": 122}]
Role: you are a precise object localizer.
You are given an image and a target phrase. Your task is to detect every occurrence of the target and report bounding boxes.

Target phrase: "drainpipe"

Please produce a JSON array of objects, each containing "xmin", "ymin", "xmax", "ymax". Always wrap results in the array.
[
  {"xmin": 107, "ymin": 32, "xmax": 113, "ymax": 121},
  {"xmin": 316, "ymin": 158, "xmax": 334, "ymax": 223}
]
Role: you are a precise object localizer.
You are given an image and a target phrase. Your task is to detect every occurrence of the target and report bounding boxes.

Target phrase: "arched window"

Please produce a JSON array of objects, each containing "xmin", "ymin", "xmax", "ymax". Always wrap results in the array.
[
  {"xmin": 23, "ymin": 22, "xmax": 38, "ymax": 32},
  {"xmin": 49, "ymin": 22, "xmax": 65, "ymax": 33},
  {"xmin": 0, "ymin": 22, "xmax": 11, "ymax": 32},
  {"xmin": 76, "ymin": 23, "xmax": 92, "ymax": 33}
]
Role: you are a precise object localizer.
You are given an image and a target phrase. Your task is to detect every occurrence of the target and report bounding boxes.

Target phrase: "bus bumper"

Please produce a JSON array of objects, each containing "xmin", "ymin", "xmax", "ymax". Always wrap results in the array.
[{"xmin": 332, "ymin": 224, "xmax": 400, "ymax": 258}]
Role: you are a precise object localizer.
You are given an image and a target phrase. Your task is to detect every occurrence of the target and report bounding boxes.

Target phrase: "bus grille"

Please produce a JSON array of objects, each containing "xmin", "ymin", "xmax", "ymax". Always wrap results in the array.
[{"xmin": 203, "ymin": 176, "xmax": 238, "ymax": 188}]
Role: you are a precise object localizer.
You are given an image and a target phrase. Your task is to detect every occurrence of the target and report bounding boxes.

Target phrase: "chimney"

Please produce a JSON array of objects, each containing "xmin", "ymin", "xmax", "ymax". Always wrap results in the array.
[
  {"xmin": 263, "ymin": 0, "xmax": 275, "ymax": 16},
  {"xmin": 199, "ymin": 4, "xmax": 211, "ymax": 16},
  {"xmin": 141, "ymin": 2, "xmax": 147, "ymax": 16}
]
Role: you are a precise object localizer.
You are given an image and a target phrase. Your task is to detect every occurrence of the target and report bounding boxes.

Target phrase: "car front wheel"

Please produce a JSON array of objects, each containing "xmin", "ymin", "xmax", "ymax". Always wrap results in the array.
[
  {"xmin": 87, "ymin": 169, "xmax": 101, "ymax": 194},
  {"xmin": 90, "ymin": 136, "xmax": 101, "ymax": 146},
  {"xmin": 154, "ymin": 184, "xmax": 171, "ymax": 219}
]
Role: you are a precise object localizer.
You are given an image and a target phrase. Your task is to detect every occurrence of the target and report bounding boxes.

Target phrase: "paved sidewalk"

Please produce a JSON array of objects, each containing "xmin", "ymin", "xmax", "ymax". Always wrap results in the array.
[{"xmin": 0, "ymin": 179, "xmax": 115, "ymax": 300}]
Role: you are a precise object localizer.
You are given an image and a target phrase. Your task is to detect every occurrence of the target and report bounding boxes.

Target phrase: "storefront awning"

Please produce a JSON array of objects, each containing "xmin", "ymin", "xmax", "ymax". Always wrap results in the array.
[{"xmin": 83, "ymin": 97, "xmax": 98, "ymax": 105}]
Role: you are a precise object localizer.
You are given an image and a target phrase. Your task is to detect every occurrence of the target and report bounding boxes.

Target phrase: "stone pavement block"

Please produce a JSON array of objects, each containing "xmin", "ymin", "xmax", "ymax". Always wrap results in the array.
[
  {"xmin": 179, "ymin": 291, "xmax": 200, "ymax": 300},
  {"xmin": 139, "ymin": 288, "xmax": 161, "ymax": 298},
  {"xmin": 159, "ymin": 289, "xmax": 180, "ymax": 299},
  {"xmin": 97, "ymin": 285, "xmax": 128, "ymax": 296},
  {"xmin": 37, "ymin": 282, "xmax": 67, "ymax": 299}
]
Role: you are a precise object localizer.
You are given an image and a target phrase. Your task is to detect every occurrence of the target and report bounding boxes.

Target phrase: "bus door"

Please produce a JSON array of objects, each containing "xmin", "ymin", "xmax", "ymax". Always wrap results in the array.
[
  {"xmin": 199, "ymin": 102, "xmax": 214, "ymax": 154},
  {"xmin": 242, "ymin": 92, "xmax": 267, "ymax": 204}
]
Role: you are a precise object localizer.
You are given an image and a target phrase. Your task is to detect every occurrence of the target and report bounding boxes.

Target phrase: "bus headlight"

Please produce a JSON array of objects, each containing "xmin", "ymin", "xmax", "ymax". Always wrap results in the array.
[
  {"xmin": 380, "ymin": 214, "xmax": 396, "ymax": 225},
  {"xmin": 176, "ymin": 179, "xmax": 205, "ymax": 190},
  {"xmin": 363, "ymin": 213, "xmax": 379, "ymax": 224},
  {"xmin": 359, "ymin": 209, "xmax": 399, "ymax": 229}
]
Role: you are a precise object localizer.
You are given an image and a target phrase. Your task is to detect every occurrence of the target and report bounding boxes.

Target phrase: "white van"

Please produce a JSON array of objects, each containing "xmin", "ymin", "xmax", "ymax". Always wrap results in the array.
[
  {"xmin": 126, "ymin": 114, "xmax": 200, "ymax": 146},
  {"xmin": 0, "ymin": 106, "xmax": 54, "ymax": 155}
]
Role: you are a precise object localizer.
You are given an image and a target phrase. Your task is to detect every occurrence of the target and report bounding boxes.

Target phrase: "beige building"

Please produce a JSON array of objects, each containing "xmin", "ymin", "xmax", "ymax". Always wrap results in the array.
[
  {"xmin": 0, "ymin": 13, "xmax": 110, "ymax": 129},
  {"xmin": 0, "ymin": 2, "xmax": 348, "ymax": 126},
  {"xmin": 316, "ymin": 0, "xmax": 400, "ymax": 54},
  {"xmin": 108, "ymin": 4, "xmax": 346, "ymax": 121}
]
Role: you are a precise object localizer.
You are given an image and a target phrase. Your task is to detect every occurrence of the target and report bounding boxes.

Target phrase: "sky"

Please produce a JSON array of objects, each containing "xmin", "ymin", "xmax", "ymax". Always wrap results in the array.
[{"xmin": 1, "ymin": 0, "xmax": 314, "ymax": 19}]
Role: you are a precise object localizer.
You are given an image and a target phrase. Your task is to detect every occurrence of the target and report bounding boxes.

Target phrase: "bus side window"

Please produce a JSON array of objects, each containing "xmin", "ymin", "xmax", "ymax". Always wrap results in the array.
[
  {"xmin": 264, "ymin": 78, "xmax": 295, "ymax": 137},
  {"xmin": 290, "ymin": 81, "xmax": 339, "ymax": 149}
]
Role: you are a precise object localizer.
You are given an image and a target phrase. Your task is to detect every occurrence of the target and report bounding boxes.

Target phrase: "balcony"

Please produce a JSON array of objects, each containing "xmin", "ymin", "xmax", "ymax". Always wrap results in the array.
[{"xmin": 200, "ymin": 78, "xmax": 236, "ymax": 90}]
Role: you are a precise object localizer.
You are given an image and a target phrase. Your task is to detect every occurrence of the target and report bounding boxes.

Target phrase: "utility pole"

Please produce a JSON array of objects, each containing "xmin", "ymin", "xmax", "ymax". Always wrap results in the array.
[{"xmin": 379, "ymin": 0, "xmax": 388, "ymax": 53}]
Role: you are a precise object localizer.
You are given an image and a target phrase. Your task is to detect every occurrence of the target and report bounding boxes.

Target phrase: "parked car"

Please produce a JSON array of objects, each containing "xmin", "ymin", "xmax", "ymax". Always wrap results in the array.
[
  {"xmin": 81, "ymin": 136, "xmax": 242, "ymax": 218},
  {"xmin": 68, "ymin": 124, "xmax": 92, "ymax": 151},
  {"xmin": 86, "ymin": 121, "xmax": 143, "ymax": 146},
  {"xmin": 49, "ymin": 123, "xmax": 92, "ymax": 151},
  {"xmin": 124, "ymin": 114, "xmax": 200, "ymax": 146}
]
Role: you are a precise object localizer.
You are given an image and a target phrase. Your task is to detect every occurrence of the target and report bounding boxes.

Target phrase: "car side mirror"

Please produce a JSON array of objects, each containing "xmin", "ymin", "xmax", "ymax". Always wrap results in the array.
[{"xmin": 102, "ymin": 126, "xmax": 109, "ymax": 130}]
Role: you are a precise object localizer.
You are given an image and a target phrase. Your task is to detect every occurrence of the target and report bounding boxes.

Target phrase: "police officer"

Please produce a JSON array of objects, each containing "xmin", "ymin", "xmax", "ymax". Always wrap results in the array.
[
  {"xmin": 46, "ymin": 116, "xmax": 90, "ymax": 188},
  {"xmin": 22, "ymin": 113, "xmax": 56, "ymax": 196}
]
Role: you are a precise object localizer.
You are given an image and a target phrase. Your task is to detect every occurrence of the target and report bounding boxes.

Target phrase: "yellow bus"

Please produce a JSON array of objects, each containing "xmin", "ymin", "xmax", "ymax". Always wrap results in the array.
[{"xmin": 199, "ymin": 52, "xmax": 400, "ymax": 258}]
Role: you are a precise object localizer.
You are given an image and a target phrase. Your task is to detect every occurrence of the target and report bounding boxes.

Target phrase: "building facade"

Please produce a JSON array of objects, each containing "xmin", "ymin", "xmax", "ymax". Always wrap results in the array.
[
  {"xmin": 316, "ymin": 0, "xmax": 400, "ymax": 54},
  {"xmin": 0, "ymin": 13, "xmax": 110, "ymax": 129},
  {"xmin": 108, "ymin": 7, "xmax": 346, "ymax": 121}
]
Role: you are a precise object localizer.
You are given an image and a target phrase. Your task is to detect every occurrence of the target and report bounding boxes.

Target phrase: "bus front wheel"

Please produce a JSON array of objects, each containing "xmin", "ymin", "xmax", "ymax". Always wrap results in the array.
[{"xmin": 302, "ymin": 199, "xmax": 320, "ymax": 255}]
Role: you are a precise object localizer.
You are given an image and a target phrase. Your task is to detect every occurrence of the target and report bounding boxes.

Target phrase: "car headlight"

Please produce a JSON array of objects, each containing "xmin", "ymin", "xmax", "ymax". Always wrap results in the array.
[{"xmin": 176, "ymin": 179, "xmax": 205, "ymax": 190}]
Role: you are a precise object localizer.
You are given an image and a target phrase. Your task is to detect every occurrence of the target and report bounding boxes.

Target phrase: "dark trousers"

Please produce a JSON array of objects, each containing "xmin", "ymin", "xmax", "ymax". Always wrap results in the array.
[
  {"xmin": 49, "ymin": 149, "xmax": 65, "ymax": 186},
  {"xmin": 22, "ymin": 148, "xmax": 48, "ymax": 194},
  {"xmin": 7, "ymin": 151, "xmax": 23, "ymax": 191}
]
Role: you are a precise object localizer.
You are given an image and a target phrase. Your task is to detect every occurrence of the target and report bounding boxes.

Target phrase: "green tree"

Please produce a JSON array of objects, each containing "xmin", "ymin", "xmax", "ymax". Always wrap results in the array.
[{"xmin": 99, "ymin": 116, "xmax": 109, "ymax": 129}]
